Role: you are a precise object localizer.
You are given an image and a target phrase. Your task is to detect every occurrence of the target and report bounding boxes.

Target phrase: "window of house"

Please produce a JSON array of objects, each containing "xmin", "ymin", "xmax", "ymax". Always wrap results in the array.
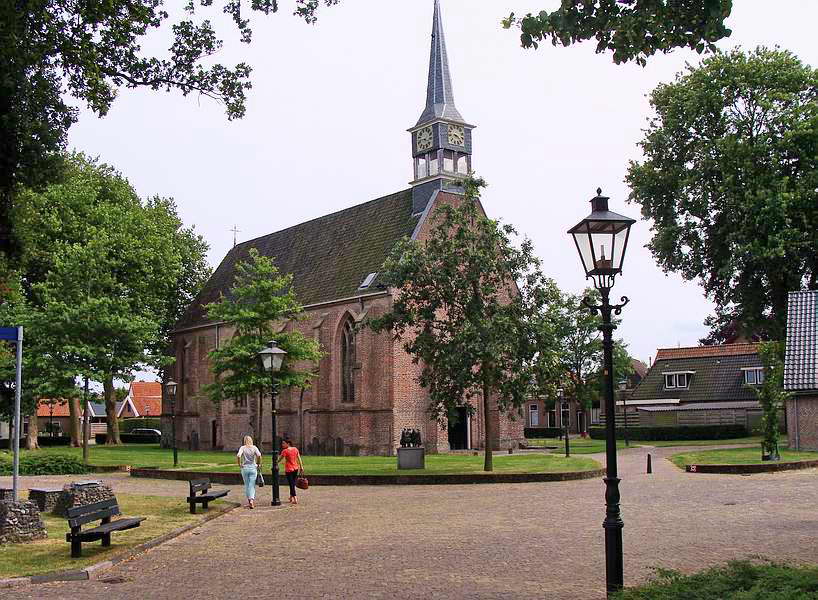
[
  {"xmin": 341, "ymin": 318, "xmax": 356, "ymax": 403},
  {"xmin": 233, "ymin": 395, "xmax": 247, "ymax": 411},
  {"xmin": 743, "ymin": 367, "xmax": 764, "ymax": 385},
  {"xmin": 548, "ymin": 410, "xmax": 556, "ymax": 428},
  {"xmin": 664, "ymin": 373, "xmax": 691, "ymax": 389},
  {"xmin": 529, "ymin": 404, "xmax": 539, "ymax": 427}
]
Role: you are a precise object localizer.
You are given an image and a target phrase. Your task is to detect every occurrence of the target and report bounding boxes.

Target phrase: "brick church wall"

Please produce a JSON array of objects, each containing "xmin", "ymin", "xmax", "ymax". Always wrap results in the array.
[{"xmin": 787, "ymin": 395, "xmax": 818, "ymax": 451}]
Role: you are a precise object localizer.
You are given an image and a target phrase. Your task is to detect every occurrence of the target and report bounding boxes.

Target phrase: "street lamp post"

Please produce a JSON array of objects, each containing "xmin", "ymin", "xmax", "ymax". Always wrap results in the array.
[
  {"xmin": 618, "ymin": 380, "xmax": 629, "ymax": 447},
  {"xmin": 258, "ymin": 340, "xmax": 287, "ymax": 507},
  {"xmin": 166, "ymin": 380, "xmax": 178, "ymax": 468},
  {"xmin": 569, "ymin": 188, "xmax": 635, "ymax": 596},
  {"xmin": 559, "ymin": 389, "xmax": 570, "ymax": 458}
]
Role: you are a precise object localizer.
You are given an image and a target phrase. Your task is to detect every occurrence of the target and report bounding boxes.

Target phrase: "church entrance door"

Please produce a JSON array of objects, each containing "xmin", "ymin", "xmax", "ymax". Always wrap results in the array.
[{"xmin": 448, "ymin": 408, "xmax": 469, "ymax": 450}]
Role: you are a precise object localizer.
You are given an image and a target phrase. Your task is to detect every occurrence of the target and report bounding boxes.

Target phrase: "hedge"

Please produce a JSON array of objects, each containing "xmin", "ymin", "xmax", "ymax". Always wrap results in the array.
[
  {"xmin": 524, "ymin": 427, "xmax": 564, "ymax": 439},
  {"xmin": 120, "ymin": 418, "xmax": 162, "ymax": 433},
  {"xmin": 0, "ymin": 454, "xmax": 90, "ymax": 476},
  {"xmin": 0, "ymin": 436, "xmax": 71, "ymax": 449},
  {"xmin": 588, "ymin": 424, "xmax": 748, "ymax": 441}
]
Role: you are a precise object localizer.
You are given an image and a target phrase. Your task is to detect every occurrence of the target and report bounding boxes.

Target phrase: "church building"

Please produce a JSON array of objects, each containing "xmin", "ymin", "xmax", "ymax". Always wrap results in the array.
[{"xmin": 166, "ymin": 0, "xmax": 525, "ymax": 455}]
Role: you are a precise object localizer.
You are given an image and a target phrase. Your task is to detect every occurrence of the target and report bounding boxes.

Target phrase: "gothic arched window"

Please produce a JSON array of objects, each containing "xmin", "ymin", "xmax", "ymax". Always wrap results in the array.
[{"xmin": 341, "ymin": 318, "xmax": 356, "ymax": 403}]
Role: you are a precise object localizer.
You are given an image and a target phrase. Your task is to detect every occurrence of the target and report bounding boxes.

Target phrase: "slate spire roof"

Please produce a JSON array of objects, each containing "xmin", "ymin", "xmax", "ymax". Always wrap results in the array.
[
  {"xmin": 784, "ymin": 290, "xmax": 818, "ymax": 391},
  {"xmin": 416, "ymin": 0, "xmax": 465, "ymax": 126}
]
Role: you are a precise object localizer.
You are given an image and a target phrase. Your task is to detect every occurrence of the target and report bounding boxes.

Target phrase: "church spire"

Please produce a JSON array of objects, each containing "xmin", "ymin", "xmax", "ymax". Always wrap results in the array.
[{"xmin": 416, "ymin": 0, "xmax": 464, "ymax": 126}]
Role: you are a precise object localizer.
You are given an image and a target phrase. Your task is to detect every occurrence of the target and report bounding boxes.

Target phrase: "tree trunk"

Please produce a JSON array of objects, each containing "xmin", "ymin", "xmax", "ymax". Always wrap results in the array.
[
  {"xmin": 482, "ymin": 378, "xmax": 493, "ymax": 472},
  {"xmin": 68, "ymin": 396, "xmax": 82, "ymax": 447},
  {"xmin": 25, "ymin": 413, "xmax": 39, "ymax": 449},
  {"xmin": 103, "ymin": 375, "xmax": 122, "ymax": 445},
  {"xmin": 257, "ymin": 391, "xmax": 264, "ymax": 450}
]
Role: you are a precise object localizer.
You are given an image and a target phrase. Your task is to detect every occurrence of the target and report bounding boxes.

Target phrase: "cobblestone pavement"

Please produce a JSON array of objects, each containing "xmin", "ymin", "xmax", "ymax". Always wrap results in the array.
[{"xmin": 3, "ymin": 445, "xmax": 817, "ymax": 600}]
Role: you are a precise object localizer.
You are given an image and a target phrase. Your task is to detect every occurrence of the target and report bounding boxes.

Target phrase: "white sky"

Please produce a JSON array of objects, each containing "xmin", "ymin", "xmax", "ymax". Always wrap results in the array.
[{"xmin": 68, "ymin": 0, "xmax": 818, "ymax": 371}]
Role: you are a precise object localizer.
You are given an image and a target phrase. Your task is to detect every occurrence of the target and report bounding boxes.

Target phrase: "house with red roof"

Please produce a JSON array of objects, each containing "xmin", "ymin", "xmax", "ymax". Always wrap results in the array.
[{"xmin": 117, "ymin": 381, "xmax": 162, "ymax": 419}]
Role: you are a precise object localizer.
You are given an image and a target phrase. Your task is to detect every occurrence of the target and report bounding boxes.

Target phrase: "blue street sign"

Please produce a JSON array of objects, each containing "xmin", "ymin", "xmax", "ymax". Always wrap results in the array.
[{"xmin": 0, "ymin": 327, "xmax": 20, "ymax": 341}]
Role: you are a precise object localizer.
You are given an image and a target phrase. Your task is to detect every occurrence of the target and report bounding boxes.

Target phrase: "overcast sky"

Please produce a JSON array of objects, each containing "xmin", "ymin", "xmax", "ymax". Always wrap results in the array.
[{"xmin": 67, "ymin": 0, "xmax": 818, "ymax": 372}]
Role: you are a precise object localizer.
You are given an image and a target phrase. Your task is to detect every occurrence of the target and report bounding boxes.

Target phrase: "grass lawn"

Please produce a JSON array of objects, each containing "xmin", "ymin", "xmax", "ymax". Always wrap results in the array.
[
  {"xmin": 648, "ymin": 436, "xmax": 762, "ymax": 447},
  {"xmin": 669, "ymin": 446, "xmax": 818, "ymax": 468},
  {"xmin": 0, "ymin": 493, "xmax": 231, "ymax": 578},
  {"xmin": 613, "ymin": 560, "xmax": 818, "ymax": 599},
  {"xmin": 524, "ymin": 437, "xmax": 632, "ymax": 453},
  {"xmin": 3, "ymin": 445, "xmax": 600, "ymax": 476}
]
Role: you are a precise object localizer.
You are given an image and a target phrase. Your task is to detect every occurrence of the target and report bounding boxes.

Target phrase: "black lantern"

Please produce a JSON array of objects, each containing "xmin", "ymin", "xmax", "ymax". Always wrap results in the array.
[
  {"xmin": 568, "ymin": 189, "xmax": 636, "ymax": 290},
  {"xmin": 257, "ymin": 340, "xmax": 287, "ymax": 506}
]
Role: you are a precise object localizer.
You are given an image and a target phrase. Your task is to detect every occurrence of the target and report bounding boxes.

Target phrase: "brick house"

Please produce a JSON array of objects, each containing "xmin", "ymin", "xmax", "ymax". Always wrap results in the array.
[
  {"xmin": 784, "ymin": 291, "xmax": 818, "ymax": 451},
  {"xmin": 117, "ymin": 381, "xmax": 162, "ymax": 419},
  {"xmin": 165, "ymin": 1, "xmax": 524, "ymax": 455},
  {"xmin": 625, "ymin": 343, "xmax": 764, "ymax": 429}
]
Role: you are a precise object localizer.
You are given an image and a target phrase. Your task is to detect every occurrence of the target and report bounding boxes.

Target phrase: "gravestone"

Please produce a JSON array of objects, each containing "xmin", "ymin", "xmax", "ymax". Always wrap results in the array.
[
  {"xmin": 53, "ymin": 481, "xmax": 116, "ymax": 517},
  {"xmin": 0, "ymin": 501, "xmax": 47, "ymax": 545},
  {"xmin": 397, "ymin": 447, "xmax": 425, "ymax": 470}
]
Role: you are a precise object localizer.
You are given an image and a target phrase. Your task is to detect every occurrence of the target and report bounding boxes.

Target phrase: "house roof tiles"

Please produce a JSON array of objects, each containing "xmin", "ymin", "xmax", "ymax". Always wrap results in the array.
[
  {"xmin": 654, "ymin": 343, "xmax": 760, "ymax": 361},
  {"xmin": 128, "ymin": 381, "xmax": 162, "ymax": 417},
  {"xmin": 176, "ymin": 189, "xmax": 419, "ymax": 329},
  {"xmin": 784, "ymin": 290, "xmax": 818, "ymax": 392}
]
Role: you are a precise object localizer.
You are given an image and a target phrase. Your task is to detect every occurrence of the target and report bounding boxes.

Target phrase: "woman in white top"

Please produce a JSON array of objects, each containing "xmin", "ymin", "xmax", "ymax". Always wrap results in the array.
[{"xmin": 236, "ymin": 435, "xmax": 262, "ymax": 509}]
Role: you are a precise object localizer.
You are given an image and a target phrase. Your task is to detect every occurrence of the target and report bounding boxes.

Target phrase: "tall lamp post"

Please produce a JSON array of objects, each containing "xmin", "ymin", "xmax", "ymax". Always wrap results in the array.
[
  {"xmin": 569, "ymin": 188, "xmax": 635, "ymax": 596},
  {"xmin": 559, "ymin": 388, "xmax": 570, "ymax": 458},
  {"xmin": 258, "ymin": 340, "xmax": 287, "ymax": 507},
  {"xmin": 618, "ymin": 380, "xmax": 629, "ymax": 447},
  {"xmin": 165, "ymin": 380, "xmax": 178, "ymax": 468}
]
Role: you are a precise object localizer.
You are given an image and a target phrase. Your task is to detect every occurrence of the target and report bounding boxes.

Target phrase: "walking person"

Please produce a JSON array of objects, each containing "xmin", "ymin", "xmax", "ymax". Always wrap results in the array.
[
  {"xmin": 237, "ymin": 435, "xmax": 262, "ymax": 509},
  {"xmin": 277, "ymin": 439, "xmax": 304, "ymax": 505}
]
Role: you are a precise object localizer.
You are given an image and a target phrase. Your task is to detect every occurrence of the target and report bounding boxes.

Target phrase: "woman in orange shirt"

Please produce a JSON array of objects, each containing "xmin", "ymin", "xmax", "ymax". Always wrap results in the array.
[{"xmin": 277, "ymin": 439, "xmax": 304, "ymax": 505}]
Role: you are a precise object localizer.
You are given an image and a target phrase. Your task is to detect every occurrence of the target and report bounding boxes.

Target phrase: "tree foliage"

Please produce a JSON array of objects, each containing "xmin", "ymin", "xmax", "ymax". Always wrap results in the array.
[
  {"xmin": 503, "ymin": 0, "xmax": 732, "ymax": 66},
  {"xmin": 0, "ymin": 0, "xmax": 339, "ymax": 256},
  {"xmin": 627, "ymin": 48, "xmax": 818, "ymax": 342},
  {"xmin": 204, "ymin": 249, "xmax": 323, "ymax": 420},
  {"xmin": 754, "ymin": 342, "xmax": 788, "ymax": 461},
  {"xmin": 370, "ymin": 178, "xmax": 565, "ymax": 471}
]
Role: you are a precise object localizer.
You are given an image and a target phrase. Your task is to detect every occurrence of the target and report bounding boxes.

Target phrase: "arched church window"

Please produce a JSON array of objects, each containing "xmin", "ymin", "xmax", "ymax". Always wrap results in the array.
[
  {"xmin": 341, "ymin": 318, "xmax": 356, "ymax": 403},
  {"xmin": 443, "ymin": 150, "xmax": 455, "ymax": 172},
  {"xmin": 416, "ymin": 156, "xmax": 428, "ymax": 179}
]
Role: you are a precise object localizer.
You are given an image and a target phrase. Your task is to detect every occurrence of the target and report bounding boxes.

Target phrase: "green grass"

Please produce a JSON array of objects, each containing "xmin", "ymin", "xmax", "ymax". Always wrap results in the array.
[
  {"xmin": 0, "ymin": 493, "xmax": 231, "ymax": 578},
  {"xmin": 647, "ymin": 436, "xmax": 762, "ymax": 447},
  {"xmin": 613, "ymin": 560, "xmax": 818, "ymax": 599},
  {"xmin": 2, "ymin": 445, "xmax": 600, "ymax": 476},
  {"xmin": 524, "ymin": 437, "xmax": 632, "ymax": 453},
  {"xmin": 669, "ymin": 446, "xmax": 818, "ymax": 468}
]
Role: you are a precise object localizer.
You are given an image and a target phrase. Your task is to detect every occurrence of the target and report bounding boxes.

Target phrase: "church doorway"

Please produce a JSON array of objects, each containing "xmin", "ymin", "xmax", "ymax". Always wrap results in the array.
[{"xmin": 448, "ymin": 408, "xmax": 470, "ymax": 450}]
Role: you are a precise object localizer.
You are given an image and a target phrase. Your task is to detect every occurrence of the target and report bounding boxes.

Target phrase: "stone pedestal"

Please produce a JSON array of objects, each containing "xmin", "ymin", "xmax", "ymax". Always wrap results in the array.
[
  {"xmin": 53, "ymin": 481, "xmax": 115, "ymax": 517},
  {"xmin": 0, "ymin": 501, "xmax": 47, "ymax": 545},
  {"xmin": 28, "ymin": 488, "xmax": 64, "ymax": 513},
  {"xmin": 397, "ymin": 447, "xmax": 425, "ymax": 470}
]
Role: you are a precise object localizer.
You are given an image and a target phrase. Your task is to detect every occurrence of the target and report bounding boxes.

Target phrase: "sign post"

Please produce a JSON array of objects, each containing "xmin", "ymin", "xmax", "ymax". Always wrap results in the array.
[{"xmin": 1, "ymin": 326, "xmax": 23, "ymax": 501}]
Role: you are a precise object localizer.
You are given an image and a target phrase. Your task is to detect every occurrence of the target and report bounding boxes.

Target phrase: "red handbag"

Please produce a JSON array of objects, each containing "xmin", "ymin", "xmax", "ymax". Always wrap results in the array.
[{"xmin": 295, "ymin": 470, "xmax": 309, "ymax": 490}]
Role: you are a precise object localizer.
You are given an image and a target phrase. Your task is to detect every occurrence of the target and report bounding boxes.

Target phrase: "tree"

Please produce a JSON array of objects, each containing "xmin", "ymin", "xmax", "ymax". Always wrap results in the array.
[
  {"xmin": 0, "ymin": 0, "xmax": 339, "ymax": 258},
  {"xmin": 370, "ymin": 178, "xmax": 564, "ymax": 471},
  {"xmin": 503, "ymin": 0, "xmax": 732, "ymax": 66},
  {"xmin": 204, "ymin": 249, "xmax": 323, "ymax": 442},
  {"xmin": 627, "ymin": 48, "xmax": 818, "ymax": 342},
  {"xmin": 14, "ymin": 154, "xmax": 210, "ymax": 444},
  {"xmin": 755, "ymin": 342, "xmax": 788, "ymax": 461}
]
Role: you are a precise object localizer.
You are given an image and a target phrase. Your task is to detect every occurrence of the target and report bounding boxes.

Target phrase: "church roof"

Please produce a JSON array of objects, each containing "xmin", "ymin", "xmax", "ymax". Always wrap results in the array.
[
  {"xmin": 176, "ymin": 189, "xmax": 420, "ymax": 329},
  {"xmin": 415, "ymin": 0, "xmax": 464, "ymax": 126}
]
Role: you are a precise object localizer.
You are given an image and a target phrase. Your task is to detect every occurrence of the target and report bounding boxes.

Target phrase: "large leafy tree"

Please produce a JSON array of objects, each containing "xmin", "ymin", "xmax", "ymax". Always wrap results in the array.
[
  {"xmin": 0, "ymin": 0, "xmax": 339, "ymax": 258},
  {"xmin": 504, "ymin": 0, "xmax": 732, "ymax": 66},
  {"xmin": 204, "ymin": 249, "xmax": 323, "ymax": 443},
  {"xmin": 11, "ymin": 154, "xmax": 210, "ymax": 444},
  {"xmin": 370, "ymin": 178, "xmax": 564, "ymax": 472},
  {"xmin": 627, "ymin": 48, "xmax": 818, "ymax": 342}
]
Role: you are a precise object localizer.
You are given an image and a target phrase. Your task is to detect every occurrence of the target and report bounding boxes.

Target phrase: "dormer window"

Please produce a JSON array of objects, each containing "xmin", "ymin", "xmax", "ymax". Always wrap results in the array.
[
  {"xmin": 663, "ymin": 372, "xmax": 693, "ymax": 389},
  {"xmin": 742, "ymin": 367, "xmax": 765, "ymax": 385}
]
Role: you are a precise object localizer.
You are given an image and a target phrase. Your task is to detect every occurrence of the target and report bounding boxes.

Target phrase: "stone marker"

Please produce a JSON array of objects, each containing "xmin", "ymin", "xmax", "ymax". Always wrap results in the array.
[
  {"xmin": 397, "ymin": 446, "xmax": 425, "ymax": 470},
  {"xmin": 0, "ymin": 501, "xmax": 47, "ymax": 545}
]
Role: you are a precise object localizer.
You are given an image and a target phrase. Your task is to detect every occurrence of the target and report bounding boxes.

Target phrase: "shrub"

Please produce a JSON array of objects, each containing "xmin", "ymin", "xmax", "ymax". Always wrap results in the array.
[
  {"xmin": 524, "ymin": 427, "xmax": 563, "ymax": 439},
  {"xmin": 588, "ymin": 425, "xmax": 748, "ymax": 441},
  {"xmin": 0, "ymin": 454, "xmax": 90, "ymax": 476},
  {"xmin": 613, "ymin": 560, "xmax": 818, "ymax": 599}
]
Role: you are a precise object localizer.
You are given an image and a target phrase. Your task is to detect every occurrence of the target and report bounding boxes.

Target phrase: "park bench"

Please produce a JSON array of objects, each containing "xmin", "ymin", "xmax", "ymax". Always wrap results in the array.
[
  {"xmin": 65, "ymin": 498, "xmax": 145, "ymax": 558},
  {"xmin": 186, "ymin": 479, "xmax": 229, "ymax": 514}
]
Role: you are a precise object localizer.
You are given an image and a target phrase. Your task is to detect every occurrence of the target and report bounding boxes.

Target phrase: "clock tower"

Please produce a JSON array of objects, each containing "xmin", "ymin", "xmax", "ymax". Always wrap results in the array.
[{"xmin": 410, "ymin": 0, "xmax": 475, "ymax": 214}]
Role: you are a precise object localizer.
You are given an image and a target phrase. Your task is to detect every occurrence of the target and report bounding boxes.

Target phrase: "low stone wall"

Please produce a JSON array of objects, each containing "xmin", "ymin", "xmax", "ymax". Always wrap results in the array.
[
  {"xmin": 131, "ymin": 467, "xmax": 605, "ymax": 486},
  {"xmin": 52, "ymin": 481, "xmax": 116, "ymax": 517},
  {"xmin": 686, "ymin": 459, "xmax": 818, "ymax": 474},
  {"xmin": 0, "ymin": 501, "xmax": 47, "ymax": 545},
  {"xmin": 28, "ymin": 488, "xmax": 64, "ymax": 513}
]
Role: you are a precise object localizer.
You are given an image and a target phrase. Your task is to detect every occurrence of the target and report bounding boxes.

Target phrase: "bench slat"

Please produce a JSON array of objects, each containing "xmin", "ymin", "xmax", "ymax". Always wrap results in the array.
[
  {"xmin": 68, "ymin": 506, "xmax": 120, "ymax": 529},
  {"xmin": 187, "ymin": 490, "xmax": 229, "ymax": 503},
  {"xmin": 66, "ymin": 498, "xmax": 119, "ymax": 518},
  {"xmin": 75, "ymin": 517, "xmax": 146, "ymax": 540}
]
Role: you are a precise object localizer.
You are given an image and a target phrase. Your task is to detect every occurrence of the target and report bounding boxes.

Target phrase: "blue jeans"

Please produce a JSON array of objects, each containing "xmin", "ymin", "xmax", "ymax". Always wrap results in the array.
[{"xmin": 241, "ymin": 465, "xmax": 258, "ymax": 500}]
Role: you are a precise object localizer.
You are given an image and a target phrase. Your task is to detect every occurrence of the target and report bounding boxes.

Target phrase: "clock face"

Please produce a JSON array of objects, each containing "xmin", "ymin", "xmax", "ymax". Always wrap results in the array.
[
  {"xmin": 448, "ymin": 125, "xmax": 465, "ymax": 146},
  {"xmin": 416, "ymin": 126, "xmax": 434, "ymax": 152}
]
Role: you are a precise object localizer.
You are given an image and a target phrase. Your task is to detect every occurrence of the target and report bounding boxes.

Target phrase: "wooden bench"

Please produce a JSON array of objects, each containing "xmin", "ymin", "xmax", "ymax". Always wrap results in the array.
[
  {"xmin": 186, "ymin": 479, "xmax": 229, "ymax": 514},
  {"xmin": 65, "ymin": 498, "xmax": 145, "ymax": 558}
]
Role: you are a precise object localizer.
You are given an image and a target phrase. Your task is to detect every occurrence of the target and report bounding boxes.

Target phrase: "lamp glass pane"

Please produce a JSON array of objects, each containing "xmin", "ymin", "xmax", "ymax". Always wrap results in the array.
[
  {"xmin": 612, "ymin": 227, "xmax": 629, "ymax": 271},
  {"xmin": 572, "ymin": 228, "xmax": 594, "ymax": 275},
  {"xmin": 272, "ymin": 354, "xmax": 284, "ymax": 372},
  {"xmin": 590, "ymin": 230, "xmax": 615, "ymax": 272},
  {"xmin": 260, "ymin": 353, "xmax": 272, "ymax": 372}
]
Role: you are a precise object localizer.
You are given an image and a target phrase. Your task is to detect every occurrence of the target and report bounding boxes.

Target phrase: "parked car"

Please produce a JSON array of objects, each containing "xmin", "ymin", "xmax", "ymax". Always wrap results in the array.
[{"xmin": 131, "ymin": 428, "xmax": 162, "ymax": 437}]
